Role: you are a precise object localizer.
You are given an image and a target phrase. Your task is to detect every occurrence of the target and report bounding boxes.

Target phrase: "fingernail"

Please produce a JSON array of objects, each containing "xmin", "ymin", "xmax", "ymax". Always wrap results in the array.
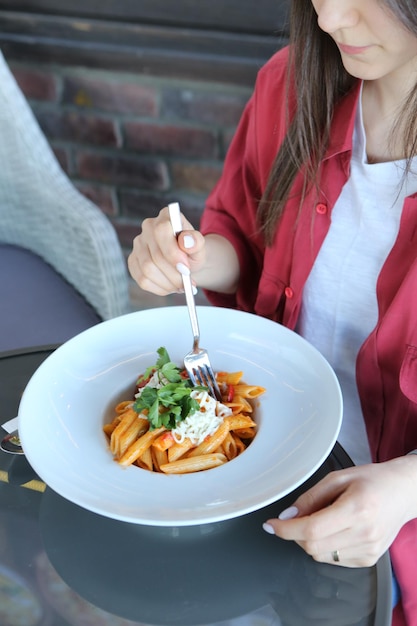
[
  {"xmin": 279, "ymin": 506, "xmax": 299, "ymax": 520},
  {"xmin": 262, "ymin": 522, "xmax": 275, "ymax": 535},
  {"xmin": 183, "ymin": 235, "xmax": 195, "ymax": 249},
  {"xmin": 176, "ymin": 262, "xmax": 190, "ymax": 276}
]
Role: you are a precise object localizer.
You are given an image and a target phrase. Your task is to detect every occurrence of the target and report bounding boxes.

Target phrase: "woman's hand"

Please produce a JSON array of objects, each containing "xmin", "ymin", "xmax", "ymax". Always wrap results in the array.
[
  {"xmin": 128, "ymin": 206, "xmax": 239, "ymax": 296},
  {"xmin": 263, "ymin": 456, "xmax": 417, "ymax": 568},
  {"xmin": 128, "ymin": 206, "xmax": 206, "ymax": 296}
]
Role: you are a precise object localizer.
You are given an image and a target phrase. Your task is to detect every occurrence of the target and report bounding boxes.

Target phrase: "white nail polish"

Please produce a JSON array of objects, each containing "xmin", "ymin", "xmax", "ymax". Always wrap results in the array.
[
  {"xmin": 192, "ymin": 286, "xmax": 198, "ymax": 295},
  {"xmin": 278, "ymin": 506, "xmax": 299, "ymax": 520},
  {"xmin": 262, "ymin": 522, "xmax": 275, "ymax": 535},
  {"xmin": 176, "ymin": 262, "xmax": 190, "ymax": 276},
  {"xmin": 183, "ymin": 235, "xmax": 195, "ymax": 249}
]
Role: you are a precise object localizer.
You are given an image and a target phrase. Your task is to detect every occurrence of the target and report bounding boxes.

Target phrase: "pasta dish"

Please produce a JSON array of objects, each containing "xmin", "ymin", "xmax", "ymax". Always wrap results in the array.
[{"xmin": 103, "ymin": 347, "xmax": 265, "ymax": 474}]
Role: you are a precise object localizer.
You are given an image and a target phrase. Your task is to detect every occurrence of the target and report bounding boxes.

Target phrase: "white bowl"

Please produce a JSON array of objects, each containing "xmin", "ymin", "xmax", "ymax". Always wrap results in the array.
[{"xmin": 18, "ymin": 306, "xmax": 342, "ymax": 526}]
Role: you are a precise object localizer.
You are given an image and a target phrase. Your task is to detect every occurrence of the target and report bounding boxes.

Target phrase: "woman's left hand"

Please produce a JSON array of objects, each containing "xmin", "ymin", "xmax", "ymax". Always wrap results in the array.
[{"xmin": 264, "ymin": 456, "xmax": 417, "ymax": 567}]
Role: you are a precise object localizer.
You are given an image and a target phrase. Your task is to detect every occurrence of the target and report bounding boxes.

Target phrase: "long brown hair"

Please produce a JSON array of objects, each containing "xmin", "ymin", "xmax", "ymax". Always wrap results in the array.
[{"xmin": 258, "ymin": 0, "xmax": 417, "ymax": 245}]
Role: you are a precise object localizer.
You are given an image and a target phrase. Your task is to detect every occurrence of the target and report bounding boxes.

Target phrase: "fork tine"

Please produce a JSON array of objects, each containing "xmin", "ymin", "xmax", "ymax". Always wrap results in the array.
[
  {"xmin": 194, "ymin": 366, "xmax": 207, "ymax": 390},
  {"xmin": 194, "ymin": 364, "xmax": 222, "ymax": 401},
  {"xmin": 203, "ymin": 365, "xmax": 222, "ymax": 401},
  {"xmin": 186, "ymin": 367, "xmax": 199, "ymax": 388},
  {"xmin": 184, "ymin": 360, "xmax": 222, "ymax": 401}
]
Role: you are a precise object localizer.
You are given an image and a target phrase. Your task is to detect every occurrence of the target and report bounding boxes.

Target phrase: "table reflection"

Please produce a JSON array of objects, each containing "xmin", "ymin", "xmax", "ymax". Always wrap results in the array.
[
  {"xmin": 0, "ymin": 347, "xmax": 391, "ymax": 626},
  {"xmin": 37, "ymin": 486, "xmax": 376, "ymax": 626}
]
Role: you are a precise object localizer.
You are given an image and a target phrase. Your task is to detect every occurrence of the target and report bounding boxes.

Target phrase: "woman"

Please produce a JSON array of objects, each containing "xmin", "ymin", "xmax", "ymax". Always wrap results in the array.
[{"xmin": 128, "ymin": 2, "xmax": 417, "ymax": 623}]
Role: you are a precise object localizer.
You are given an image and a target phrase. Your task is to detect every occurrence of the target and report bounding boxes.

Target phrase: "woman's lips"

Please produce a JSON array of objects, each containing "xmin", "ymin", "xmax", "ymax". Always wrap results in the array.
[{"xmin": 337, "ymin": 43, "xmax": 372, "ymax": 55}]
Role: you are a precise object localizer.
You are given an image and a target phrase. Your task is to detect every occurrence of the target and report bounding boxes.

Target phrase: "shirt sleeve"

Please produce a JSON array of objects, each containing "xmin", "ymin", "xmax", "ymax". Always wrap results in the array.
[
  {"xmin": 199, "ymin": 46, "xmax": 291, "ymax": 313},
  {"xmin": 200, "ymin": 91, "xmax": 265, "ymax": 312}
]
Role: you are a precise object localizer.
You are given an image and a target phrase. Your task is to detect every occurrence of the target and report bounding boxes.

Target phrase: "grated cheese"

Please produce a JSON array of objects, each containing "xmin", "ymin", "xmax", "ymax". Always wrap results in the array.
[
  {"xmin": 134, "ymin": 371, "xmax": 232, "ymax": 446},
  {"xmin": 172, "ymin": 389, "xmax": 232, "ymax": 445},
  {"xmin": 135, "ymin": 370, "xmax": 168, "ymax": 396}
]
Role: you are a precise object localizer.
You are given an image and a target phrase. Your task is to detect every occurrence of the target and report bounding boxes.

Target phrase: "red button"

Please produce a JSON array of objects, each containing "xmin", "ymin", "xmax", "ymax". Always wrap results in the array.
[
  {"xmin": 284, "ymin": 287, "xmax": 294, "ymax": 299},
  {"xmin": 316, "ymin": 202, "xmax": 327, "ymax": 215}
]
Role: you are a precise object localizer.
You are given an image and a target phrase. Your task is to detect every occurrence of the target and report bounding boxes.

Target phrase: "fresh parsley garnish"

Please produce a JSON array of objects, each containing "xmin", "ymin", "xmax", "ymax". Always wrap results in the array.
[{"xmin": 133, "ymin": 347, "xmax": 204, "ymax": 430}]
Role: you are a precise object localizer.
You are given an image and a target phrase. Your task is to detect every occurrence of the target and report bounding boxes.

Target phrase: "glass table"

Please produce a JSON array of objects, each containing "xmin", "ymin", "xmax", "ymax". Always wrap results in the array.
[{"xmin": 0, "ymin": 346, "xmax": 393, "ymax": 626}]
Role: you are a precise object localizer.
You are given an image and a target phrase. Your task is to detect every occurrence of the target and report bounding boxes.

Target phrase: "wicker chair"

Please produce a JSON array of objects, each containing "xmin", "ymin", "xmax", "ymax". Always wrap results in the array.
[{"xmin": 0, "ymin": 50, "xmax": 131, "ymax": 351}]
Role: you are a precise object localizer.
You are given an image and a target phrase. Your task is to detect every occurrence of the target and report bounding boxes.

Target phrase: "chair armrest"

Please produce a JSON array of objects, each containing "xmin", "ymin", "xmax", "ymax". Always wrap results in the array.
[{"xmin": 0, "ymin": 50, "xmax": 130, "ymax": 320}]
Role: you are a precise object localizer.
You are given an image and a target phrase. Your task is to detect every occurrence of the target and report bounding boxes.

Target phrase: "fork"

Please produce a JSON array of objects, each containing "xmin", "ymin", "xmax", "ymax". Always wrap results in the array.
[{"xmin": 168, "ymin": 202, "xmax": 222, "ymax": 402}]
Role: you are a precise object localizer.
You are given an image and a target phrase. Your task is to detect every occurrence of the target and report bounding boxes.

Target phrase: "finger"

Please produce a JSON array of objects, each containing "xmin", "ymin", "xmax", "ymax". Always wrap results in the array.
[
  {"xmin": 312, "ymin": 539, "xmax": 381, "ymax": 568},
  {"xmin": 293, "ymin": 470, "xmax": 354, "ymax": 515},
  {"xmin": 128, "ymin": 230, "xmax": 183, "ymax": 295},
  {"xmin": 284, "ymin": 502, "xmax": 392, "ymax": 569},
  {"xmin": 265, "ymin": 471, "xmax": 359, "ymax": 540},
  {"xmin": 293, "ymin": 516, "xmax": 386, "ymax": 568},
  {"xmin": 128, "ymin": 248, "xmax": 179, "ymax": 296},
  {"xmin": 146, "ymin": 235, "xmax": 186, "ymax": 289},
  {"xmin": 178, "ymin": 229, "xmax": 205, "ymax": 262},
  {"xmin": 129, "ymin": 210, "xmax": 191, "ymax": 294},
  {"xmin": 265, "ymin": 498, "xmax": 352, "ymax": 544}
]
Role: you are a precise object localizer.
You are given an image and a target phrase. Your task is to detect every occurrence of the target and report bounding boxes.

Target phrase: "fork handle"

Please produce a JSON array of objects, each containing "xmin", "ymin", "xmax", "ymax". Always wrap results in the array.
[
  {"xmin": 168, "ymin": 203, "xmax": 200, "ymax": 347},
  {"xmin": 182, "ymin": 271, "xmax": 200, "ymax": 349}
]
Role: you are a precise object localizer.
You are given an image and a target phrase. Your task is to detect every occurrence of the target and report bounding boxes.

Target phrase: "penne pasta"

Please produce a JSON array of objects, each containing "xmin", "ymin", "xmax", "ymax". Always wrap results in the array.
[
  {"xmin": 110, "ymin": 409, "xmax": 138, "ymax": 456},
  {"xmin": 225, "ymin": 395, "xmax": 253, "ymax": 414},
  {"xmin": 115, "ymin": 400, "xmax": 133, "ymax": 414},
  {"xmin": 117, "ymin": 416, "xmax": 149, "ymax": 458},
  {"xmin": 221, "ymin": 432, "xmax": 238, "ymax": 460},
  {"xmin": 225, "ymin": 414, "xmax": 257, "ymax": 431},
  {"xmin": 152, "ymin": 431, "xmax": 175, "ymax": 452},
  {"xmin": 231, "ymin": 432, "xmax": 247, "ymax": 455},
  {"xmin": 103, "ymin": 415, "xmax": 120, "ymax": 437},
  {"xmin": 103, "ymin": 348, "xmax": 266, "ymax": 475},
  {"xmin": 233, "ymin": 427, "xmax": 256, "ymax": 440},
  {"xmin": 233, "ymin": 383, "xmax": 266, "ymax": 398},
  {"xmin": 151, "ymin": 446, "xmax": 168, "ymax": 472},
  {"xmin": 135, "ymin": 446, "xmax": 153, "ymax": 471},
  {"xmin": 186, "ymin": 420, "xmax": 230, "ymax": 457},
  {"xmin": 118, "ymin": 426, "xmax": 166, "ymax": 467},
  {"xmin": 160, "ymin": 453, "xmax": 227, "ymax": 474},
  {"xmin": 216, "ymin": 371, "xmax": 244, "ymax": 385},
  {"xmin": 168, "ymin": 439, "xmax": 194, "ymax": 462}
]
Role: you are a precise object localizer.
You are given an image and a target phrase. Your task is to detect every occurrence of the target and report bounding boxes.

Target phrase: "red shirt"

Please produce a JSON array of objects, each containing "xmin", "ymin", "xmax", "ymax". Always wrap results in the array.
[{"xmin": 201, "ymin": 46, "xmax": 417, "ymax": 625}]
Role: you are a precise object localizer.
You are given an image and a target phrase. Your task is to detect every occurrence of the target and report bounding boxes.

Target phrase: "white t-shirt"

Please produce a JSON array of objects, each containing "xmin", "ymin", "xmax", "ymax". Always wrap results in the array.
[{"xmin": 296, "ymin": 92, "xmax": 417, "ymax": 465}]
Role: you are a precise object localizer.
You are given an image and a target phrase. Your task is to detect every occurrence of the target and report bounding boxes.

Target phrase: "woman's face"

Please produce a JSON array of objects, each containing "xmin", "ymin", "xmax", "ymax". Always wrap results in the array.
[{"xmin": 310, "ymin": 0, "xmax": 417, "ymax": 83}]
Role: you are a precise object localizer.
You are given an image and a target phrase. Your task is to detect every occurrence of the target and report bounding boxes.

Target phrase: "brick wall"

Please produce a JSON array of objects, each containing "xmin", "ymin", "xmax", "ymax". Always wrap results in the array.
[{"xmin": 9, "ymin": 60, "xmax": 253, "ymax": 255}]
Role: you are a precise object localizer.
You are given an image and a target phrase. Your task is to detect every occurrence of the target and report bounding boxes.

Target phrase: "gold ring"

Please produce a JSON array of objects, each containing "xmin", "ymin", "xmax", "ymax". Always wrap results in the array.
[{"xmin": 332, "ymin": 550, "xmax": 340, "ymax": 563}]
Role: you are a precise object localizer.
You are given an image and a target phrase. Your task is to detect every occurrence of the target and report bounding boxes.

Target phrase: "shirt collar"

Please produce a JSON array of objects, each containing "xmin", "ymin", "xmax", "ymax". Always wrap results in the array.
[{"xmin": 324, "ymin": 80, "xmax": 362, "ymax": 161}]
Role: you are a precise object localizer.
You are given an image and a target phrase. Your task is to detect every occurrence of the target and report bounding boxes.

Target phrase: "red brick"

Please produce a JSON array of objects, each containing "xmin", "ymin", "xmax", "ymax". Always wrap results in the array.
[
  {"xmin": 62, "ymin": 76, "xmax": 158, "ymax": 116},
  {"xmin": 114, "ymin": 221, "xmax": 143, "ymax": 250},
  {"xmin": 119, "ymin": 190, "xmax": 205, "ymax": 227},
  {"xmin": 75, "ymin": 151, "xmax": 169, "ymax": 190},
  {"xmin": 7, "ymin": 60, "xmax": 253, "ymax": 253},
  {"xmin": 170, "ymin": 162, "xmax": 223, "ymax": 194},
  {"xmin": 162, "ymin": 88, "xmax": 249, "ymax": 126},
  {"xmin": 119, "ymin": 192, "xmax": 167, "ymax": 221},
  {"xmin": 11, "ymin": 66, "xmax": 58, "ymax": 102},
  {"xmin": 178, "ymin": 200, "xmax": 206, "ymax": 229},
  {"xmin": 124, "ymin": 121, "xmax": 218, "ymax": 159},
  {"xmin": 35, "ymin": 109, "xmax": 121, "ymax": 147},
  {"xmin": 76, "ymin": 183, "xmax": 119, "ymax": 216}
]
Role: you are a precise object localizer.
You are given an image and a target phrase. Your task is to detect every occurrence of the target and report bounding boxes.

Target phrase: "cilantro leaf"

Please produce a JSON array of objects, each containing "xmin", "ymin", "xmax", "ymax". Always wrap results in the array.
[
  {"xmin": 132, "ymin": 347, "xmax": 207, "ymax": 430},
  {"xmin": 161, "ymin": 362, "xmax": 183, "ymax": 383},
  {"xmin": 156, "ymin": 346, "xmax": 171, "ymax": 369}
]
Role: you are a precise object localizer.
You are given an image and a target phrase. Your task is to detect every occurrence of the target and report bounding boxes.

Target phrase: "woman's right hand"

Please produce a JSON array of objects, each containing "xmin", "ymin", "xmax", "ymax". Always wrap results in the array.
[{"xmin": 128, "ymin": 206, "xmax": 207, "ymax": 296}]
